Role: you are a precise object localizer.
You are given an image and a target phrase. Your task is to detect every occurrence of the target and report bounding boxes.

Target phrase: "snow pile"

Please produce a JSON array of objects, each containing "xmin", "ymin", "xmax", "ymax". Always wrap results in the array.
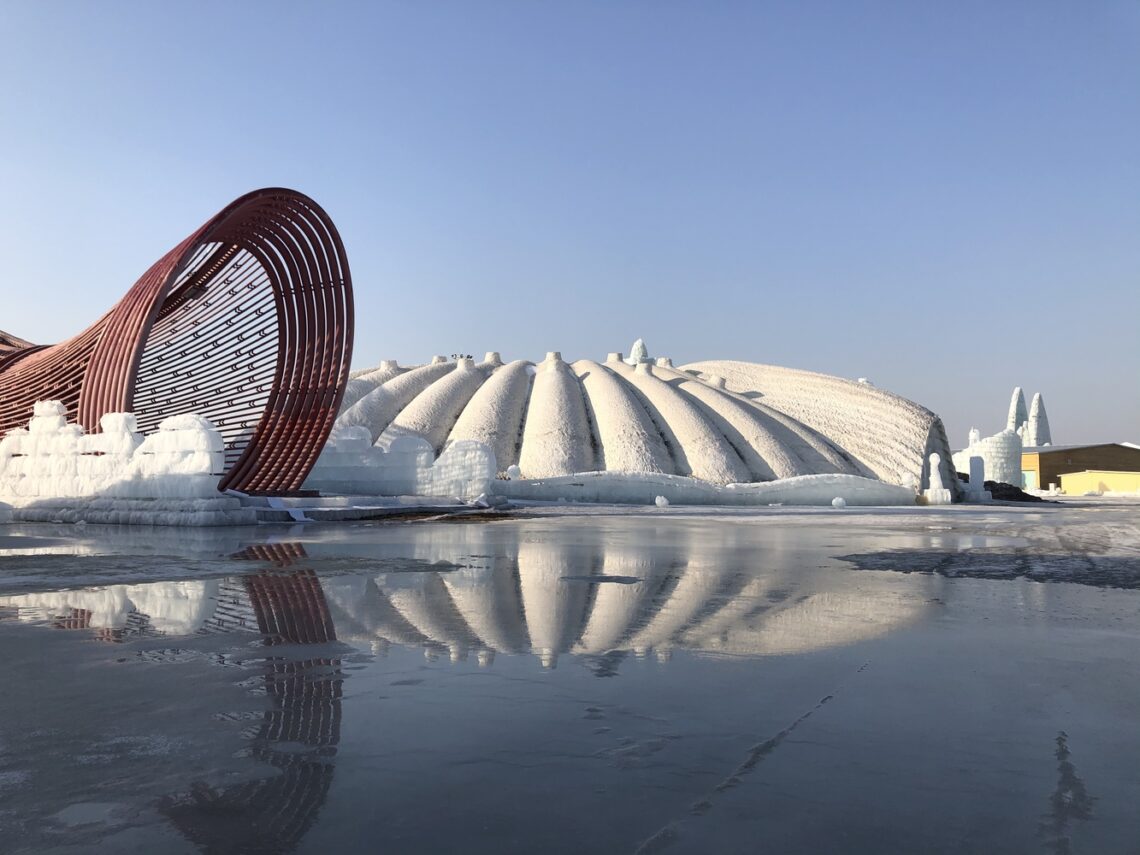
[
  {"xmin": 494, "ymin": 471, "xmax": 917, "ymax": 506},
  {"xmin": 952, "ymin": 428, "xmax": 1021, "ymax": 486},
  {"xmin": 0, "ymin": 402, "xmax": 254, "ymax": 525},
  {"xmin": 304, "ymin": 428, "xmax": 495, "ymax": 498}
]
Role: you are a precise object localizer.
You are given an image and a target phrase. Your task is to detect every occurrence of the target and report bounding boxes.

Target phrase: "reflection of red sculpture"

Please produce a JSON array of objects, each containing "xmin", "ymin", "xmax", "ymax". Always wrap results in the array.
[{"xmin": 0, "ymin": 188, "xmax": 353, "ymax": 493}]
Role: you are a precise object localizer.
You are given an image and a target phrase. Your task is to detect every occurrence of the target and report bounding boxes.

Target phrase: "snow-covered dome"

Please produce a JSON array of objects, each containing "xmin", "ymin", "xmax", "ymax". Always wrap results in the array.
[{"xmin": 333, "ymin": 349, "xmax": 955, "ymax": 490}]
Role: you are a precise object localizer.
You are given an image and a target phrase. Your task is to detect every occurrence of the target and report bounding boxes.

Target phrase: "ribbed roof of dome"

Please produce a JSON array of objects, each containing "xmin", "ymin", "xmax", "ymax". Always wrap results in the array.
[{"xmin": 332, "ymin": 348, "xmax": 955, "ymax": 486}]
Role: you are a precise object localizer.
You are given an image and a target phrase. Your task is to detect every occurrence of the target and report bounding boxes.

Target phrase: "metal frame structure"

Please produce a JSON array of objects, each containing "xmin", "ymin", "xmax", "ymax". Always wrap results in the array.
[{"xmin": 0, "ymin": 188, "xmax": 354, "ymax": 493}]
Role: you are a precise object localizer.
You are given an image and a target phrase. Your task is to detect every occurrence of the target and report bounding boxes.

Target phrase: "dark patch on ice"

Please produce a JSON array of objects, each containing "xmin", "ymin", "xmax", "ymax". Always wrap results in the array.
[
  {"xmin": 561, "ymin": 575, "xmax": 643, "ymax": 584},
  {"xmin": 1040, "ymin": 731, "xmax": 1095, "ymax": 854},
  {"xmin": 839, "ymin": 549, "xmax": 1140, "ymax": 589},
  {"xmin": 389, "ymin": 678, "xmax": 425, "ymax": 686},
  {"xmin": 0, "ymin": 535, "xmax": 70, "ymax": 550}
]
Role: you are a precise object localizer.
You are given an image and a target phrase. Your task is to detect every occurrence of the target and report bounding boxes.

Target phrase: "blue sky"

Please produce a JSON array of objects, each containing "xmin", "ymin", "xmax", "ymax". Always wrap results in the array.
[{"xmin": 1, "ymin": 1, "xmax": 1137, "ymax": 445}]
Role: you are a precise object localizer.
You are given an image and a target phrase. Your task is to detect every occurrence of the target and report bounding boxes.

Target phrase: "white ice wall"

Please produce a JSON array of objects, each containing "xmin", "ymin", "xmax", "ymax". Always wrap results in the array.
[
  {"xmin": 0, "ymin": 404, "xmax": 224, "ymax": 499},
  {"xmin": 0, "ymin": 402, "xmax": 254, "ymax": 525},
  {"xmin": 951, "ymin": 428, "xmax": 1022, "ymax": 486},
  {"xmin": 303, "ymin": 427, "xmax": 495, "ymax": 498}
]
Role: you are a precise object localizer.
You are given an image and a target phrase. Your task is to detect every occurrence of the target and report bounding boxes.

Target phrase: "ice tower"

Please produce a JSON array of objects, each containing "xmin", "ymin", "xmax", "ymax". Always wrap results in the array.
[{"xmin": 1027, "ymin": 393, "xmax": 1052, "ymax": 447}]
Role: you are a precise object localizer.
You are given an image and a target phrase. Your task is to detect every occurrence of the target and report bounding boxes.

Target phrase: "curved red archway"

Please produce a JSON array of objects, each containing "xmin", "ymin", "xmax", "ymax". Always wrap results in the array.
[{"xmin": 0, "ymin": 188, "xmax": 354, "ymax": 493}]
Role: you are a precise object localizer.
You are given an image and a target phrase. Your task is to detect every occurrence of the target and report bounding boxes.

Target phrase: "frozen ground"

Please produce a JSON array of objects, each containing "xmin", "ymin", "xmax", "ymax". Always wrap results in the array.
[{"xmin": 0, "ymin": 498, "xmax": 1138, "ymax": 854}]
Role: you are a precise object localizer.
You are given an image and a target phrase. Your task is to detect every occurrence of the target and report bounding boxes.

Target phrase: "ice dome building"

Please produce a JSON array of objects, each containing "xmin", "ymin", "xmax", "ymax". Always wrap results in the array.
[{"xmin": 308, "ymin": 343, "xmax": 957, "ymax": 504}]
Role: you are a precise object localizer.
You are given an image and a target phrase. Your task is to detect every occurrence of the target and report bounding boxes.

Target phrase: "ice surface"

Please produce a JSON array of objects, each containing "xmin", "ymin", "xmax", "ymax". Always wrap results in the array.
[{"xmin": 2, "ymin": 507, "xmax": 1140, "ymax": 855}]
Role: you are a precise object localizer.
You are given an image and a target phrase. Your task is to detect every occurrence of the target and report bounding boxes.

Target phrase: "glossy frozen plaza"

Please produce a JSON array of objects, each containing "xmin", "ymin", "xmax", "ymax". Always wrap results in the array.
[{"xmin": 1, "ymin": 501, "xmax": 1138, "ymax": 854}]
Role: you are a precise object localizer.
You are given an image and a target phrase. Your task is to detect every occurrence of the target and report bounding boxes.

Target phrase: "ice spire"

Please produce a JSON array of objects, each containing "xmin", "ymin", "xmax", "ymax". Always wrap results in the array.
[
  {"xmin": 1006, "ymin": 387, "xmax": 1028, "ymax": 432},
  {"xmin": 1027, "ymin": 393, "xmax": 1052, "ymax": 446},
  {"xmin": 626, "ymin": 338, "xmax": 650, "ymax": 365}
]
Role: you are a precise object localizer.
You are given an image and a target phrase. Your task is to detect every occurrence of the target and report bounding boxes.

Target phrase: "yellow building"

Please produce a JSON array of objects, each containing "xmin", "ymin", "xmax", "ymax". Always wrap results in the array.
[
  {"xmin": 1022, "ymin": 444, "xmax": 1140, "ymax": 491},
  {"xmin": 1059, "ymin": 470, "xmax": 1140, "ymax": 495}
]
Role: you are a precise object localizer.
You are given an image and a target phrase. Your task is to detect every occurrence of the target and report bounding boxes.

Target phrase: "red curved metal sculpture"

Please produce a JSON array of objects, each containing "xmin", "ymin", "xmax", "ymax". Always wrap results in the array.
[{"xmin": 0, "ymin": 188, "xmax": 354, "ymax": 493}]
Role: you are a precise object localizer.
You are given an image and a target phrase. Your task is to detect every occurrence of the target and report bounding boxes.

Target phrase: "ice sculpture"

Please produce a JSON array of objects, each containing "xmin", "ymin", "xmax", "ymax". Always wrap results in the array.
[
  {"xmin": 1027, "ymin": 393, "xmax": 1052, "ymax": 447},
  {"xmin": 921, "ymin": 453, "xmax": 953, "ymax": 505},
  {"xmin": 1006, "ymin": 387, "xmax": 1028, "ymax": 432},
  {"xmin": 952, "ymin": 429, "xmax": 1022, "ymax": 487}
]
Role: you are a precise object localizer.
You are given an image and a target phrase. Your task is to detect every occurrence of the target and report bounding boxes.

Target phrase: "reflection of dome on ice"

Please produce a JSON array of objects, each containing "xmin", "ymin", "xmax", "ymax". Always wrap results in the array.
[
  {"xmin": 0, "ymin": 524, "xmax": 932, "ymax": 668},
  {"xmin": 335, "ymin": 349, "xmax": 955, "ymax": 490}
]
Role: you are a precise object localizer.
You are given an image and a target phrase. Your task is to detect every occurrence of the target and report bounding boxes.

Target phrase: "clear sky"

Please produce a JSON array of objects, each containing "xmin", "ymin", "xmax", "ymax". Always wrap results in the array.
[{"xmin": 1, "ymin": 1, "xmax": 1137, "ymax": 446}]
